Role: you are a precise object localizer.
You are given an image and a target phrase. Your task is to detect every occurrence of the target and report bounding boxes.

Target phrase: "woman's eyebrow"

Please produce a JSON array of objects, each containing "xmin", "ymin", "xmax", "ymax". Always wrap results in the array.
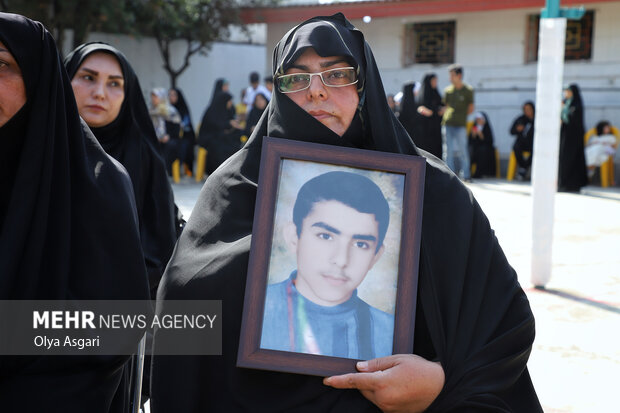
[
  {"xmin": 78, "ymin": 66, "xmax": 123, "ymax": 80},
  {"xmin": 289, "ymin": 59, "xmax": 349, "ymax": 71}
]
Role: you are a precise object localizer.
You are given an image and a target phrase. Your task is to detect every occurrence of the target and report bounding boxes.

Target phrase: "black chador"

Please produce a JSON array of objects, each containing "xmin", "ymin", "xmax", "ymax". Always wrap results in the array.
[{"xmin": 151, "ymin": 13, "xmax": 542, "ymax": 413}]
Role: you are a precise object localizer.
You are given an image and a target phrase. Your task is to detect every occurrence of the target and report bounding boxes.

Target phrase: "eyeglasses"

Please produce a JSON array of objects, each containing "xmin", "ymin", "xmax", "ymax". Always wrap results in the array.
[{"xmin": 276, "ymin": 67, "xmax": 358, "ymax": 93}]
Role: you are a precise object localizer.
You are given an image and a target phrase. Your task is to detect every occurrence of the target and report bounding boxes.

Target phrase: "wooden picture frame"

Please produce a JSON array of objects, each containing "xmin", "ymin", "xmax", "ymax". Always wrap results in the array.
[{"xmin": 237, "ymin": 136, "xmax": 426, "ymax": 377}]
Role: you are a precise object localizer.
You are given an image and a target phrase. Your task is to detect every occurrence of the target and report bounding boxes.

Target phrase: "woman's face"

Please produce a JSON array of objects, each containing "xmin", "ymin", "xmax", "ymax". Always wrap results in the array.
[
  {"xmin": 0, "ymin": 40, "xmax": 27, "ymax": 127},
  {"xmin": 523, "ymin": 104, "xmax": 534, "ymax": 119},
  {"xmin": 254, "ymin": 94, "xmax": 267, "ymax": 110},
  {"xmin": 71, "ymin": 52, "xmax": 125, "ymax": 128},
  {"xmin": 168, "ymin": 89, "xmax": 178, "ymax": 104},
  {"xmin": 563, "ymin": 88, "xmax": 573, "ymax": 101},
  {"xmin": 430, "ymin": 76, "xmax": 438, "ymax": 89},
  {"xmin": 283, "ymin": 48, "xmax": 359, "ymax": 137}
]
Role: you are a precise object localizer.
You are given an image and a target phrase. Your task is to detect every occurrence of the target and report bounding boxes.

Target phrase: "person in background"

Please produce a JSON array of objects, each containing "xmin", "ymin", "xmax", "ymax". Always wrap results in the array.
[
  {"xmin": 1, "ymin": 12, "xmax": 150, "ymax": 412},
  {"xmin": 244, "ymin": 92, "xmax": 268, "ymax": 137},
  {"xmin": 243, "ymin": 71, "xmax": 272, "ymax": 118},
  {"xmin": 585, "ymin": 120, "xmax": 618, "ymax": 178},
  {"xmin": 386, "ymin": 93, "xmax": 399, "ymax": 117},
  {"xmin": 235, "ymin": 88, "xmax": 248, "ymax": 130},
  {"xmin": 442, "ymin": 64, "xmax": 474, "ymax": 182},
  {"xmin": 209, "ymin": 78, "xmax": 230, "ymax": 107},
  {"xmin": 397, "ymin": 82, "xmax": 417, "ymax": 140},
  {"xmin": 169, "ymin": 88, "xmax": 196, "ymax": 177},
  {"xmin": 559, "ymin": 84, "xmax": 588, "ymax": 192},
  {"xmin": 149, "ymin": 87, "xmax": 183, "ymax": 175},
  {"xmin": 264, "ymin": 75, "xmax": 274, "ymax": 94},
  {"xmin": 199, "ymin": 91, "xmax": 244, "ymax": 175},
  {"xmin": 510, "ymin": 101, "xmax": 535, "ymax": 180},
  {"xmin": 415, "ymin": 73, "xmax": 445, "ymax": 158},
  {"xmin": 468, "ymin": 112, "xmax": 496, "ymax": 178},
  {"xmin": 151, "ymin": 13, "xmax": 541, "ymax": 413}
]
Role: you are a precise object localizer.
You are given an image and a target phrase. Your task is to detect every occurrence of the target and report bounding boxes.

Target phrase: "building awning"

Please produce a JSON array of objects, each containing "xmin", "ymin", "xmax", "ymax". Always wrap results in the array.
[{"xmin": 240, "ymin": 0, "xmax": 615, "ymax": 24}]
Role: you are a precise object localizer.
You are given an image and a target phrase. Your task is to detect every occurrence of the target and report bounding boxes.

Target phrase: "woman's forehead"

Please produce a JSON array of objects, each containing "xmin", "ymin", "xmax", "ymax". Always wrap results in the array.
[{"xmin": 290, "ymin": 48, "xmax": 350, "ymax": 68}]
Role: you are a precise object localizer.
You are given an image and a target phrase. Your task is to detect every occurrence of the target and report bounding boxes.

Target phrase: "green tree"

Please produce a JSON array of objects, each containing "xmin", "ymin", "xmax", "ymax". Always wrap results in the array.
[
  {"xmin": 2, "ymin": 0, "xmax": 137, "ymax": 56},
  {"xmin": 133, "ymin": 0, "xmax": 275, "ymax": 88},
  {"xmin": 3, "ymin": 0, "xmax": 277, "ymax": 86}
]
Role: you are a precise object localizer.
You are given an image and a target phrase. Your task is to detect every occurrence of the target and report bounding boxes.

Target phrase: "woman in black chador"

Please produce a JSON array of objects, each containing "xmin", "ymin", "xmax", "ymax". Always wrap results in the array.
[
  {"xmin": 0, "ymin": 13, "xmax": 149, "ymax": 412},
  {"xmin": 198, "ymin": 91, "xmax": 244, "ymax": 175},
  {"xmin": 397, "ymin": 81, "xmax": 417, "ymax": 141},
  {"xmin": 65, "ymin": 42, "xmax": 177, "ymax": 298},
  {"xmin": 559, "ymin": 84, "xmax": 588, "ymax": 192},
  {"xmin": 510, "ymin": 100, "xmax": 535, "ymax": 179},
  {"xmin": 468, "ymin": 112, "xmax": 496, "ymax": 178},
  {"xmin": 151, "ymin": 13, "xmax": 541, "ymax": 413},
  {"xmin": 244, "ymin": 92, "xmax": 269, "ymax": 137},
  {"xmin": 414, "ymin": 73, "xmax": 445, "ymax": 158},
  {"xmin": 169, "ymin": 87, "xmax": 197, "ymax": 176}
]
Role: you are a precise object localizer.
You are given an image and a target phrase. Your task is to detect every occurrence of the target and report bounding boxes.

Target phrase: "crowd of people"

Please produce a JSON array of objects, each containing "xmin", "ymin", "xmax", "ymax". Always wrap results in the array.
[
  {"xmin": 390, "ymin": 73, "xmax": 616, "ymax": 190},
  {"xmin": 2, "ymin": 8, "xmax": 615, "ymax": 413}
]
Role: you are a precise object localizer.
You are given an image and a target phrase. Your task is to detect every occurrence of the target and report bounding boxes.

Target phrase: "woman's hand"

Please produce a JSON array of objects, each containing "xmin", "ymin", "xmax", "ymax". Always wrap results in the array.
[
  {"xmin": 324, "ymin": 354, "xmax": 445, "ymax": 413},
  {"xmin": 417, "ymin": 106, "xmax": 433, "ymax": 117}
]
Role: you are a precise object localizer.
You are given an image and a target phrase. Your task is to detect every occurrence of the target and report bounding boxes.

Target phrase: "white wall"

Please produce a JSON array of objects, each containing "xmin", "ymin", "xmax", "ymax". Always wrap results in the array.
[
  {"xmin": 73, "ymin": 32, "xmax": 268, "ymax": 126},
  {"xmin": 266, "ymin": 2, "xmax": 620, "ymax": 160}
]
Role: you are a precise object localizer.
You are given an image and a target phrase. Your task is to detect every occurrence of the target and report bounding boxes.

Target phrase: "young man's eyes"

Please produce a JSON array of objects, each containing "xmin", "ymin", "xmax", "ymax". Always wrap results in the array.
[{"xmin": 315, "ymin": 233, "xmax": 371, "ymax": 250}]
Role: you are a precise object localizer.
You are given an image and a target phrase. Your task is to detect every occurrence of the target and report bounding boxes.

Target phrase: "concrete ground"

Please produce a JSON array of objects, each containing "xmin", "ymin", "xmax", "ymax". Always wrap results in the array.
[{"xmin": 168, "ymin": 176, "xmax": 620, "ymax": 413}]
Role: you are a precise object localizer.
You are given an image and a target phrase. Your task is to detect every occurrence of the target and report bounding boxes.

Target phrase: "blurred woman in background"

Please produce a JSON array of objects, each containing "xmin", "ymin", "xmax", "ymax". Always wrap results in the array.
[{"xmin": 559, "ymin": 84, "xmax": 588, "ymax": 192}]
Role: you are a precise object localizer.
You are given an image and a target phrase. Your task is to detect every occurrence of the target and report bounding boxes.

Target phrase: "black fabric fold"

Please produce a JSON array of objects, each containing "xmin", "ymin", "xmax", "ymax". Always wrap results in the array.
[
  {"xmin": 152, "ymin": 13, "xmax": 541, "ymax": 412},
  {"xmin": 0, "ymin": 12, "xmax": 150, "ymax": 412}
]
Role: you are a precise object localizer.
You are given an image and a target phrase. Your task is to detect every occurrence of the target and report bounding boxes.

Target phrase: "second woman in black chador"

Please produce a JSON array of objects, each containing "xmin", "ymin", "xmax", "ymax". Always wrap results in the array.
[{"xmin": 65, "ymin": 42, "xmax": 177, "ymax": 298}]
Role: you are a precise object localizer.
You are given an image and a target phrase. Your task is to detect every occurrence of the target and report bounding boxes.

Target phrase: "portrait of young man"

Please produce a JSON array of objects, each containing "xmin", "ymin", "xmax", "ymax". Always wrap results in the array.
[{"xmin": 260, "ymin": 170, "xmax": 396, "ymax": 360}]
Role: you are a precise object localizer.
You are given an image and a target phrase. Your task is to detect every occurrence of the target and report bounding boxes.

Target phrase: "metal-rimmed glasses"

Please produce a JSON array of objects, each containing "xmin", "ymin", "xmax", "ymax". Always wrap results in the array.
[{"xmin": 276, "ymin": 67, "xmax": 358, "ymax": 93}]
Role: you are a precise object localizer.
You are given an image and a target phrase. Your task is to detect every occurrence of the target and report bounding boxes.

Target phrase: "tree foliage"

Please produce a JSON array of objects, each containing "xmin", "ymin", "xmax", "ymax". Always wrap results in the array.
[
  {"xmin": 133, "ymin": 0, "xmax": 276, "ymax": 87},
  {"xmin": 2, "ymin": 0, "xmax": 137, "ymax": 55},
  {"xmin": 3, "ymin": 0, "xmax": 277, "ymax": 87}
]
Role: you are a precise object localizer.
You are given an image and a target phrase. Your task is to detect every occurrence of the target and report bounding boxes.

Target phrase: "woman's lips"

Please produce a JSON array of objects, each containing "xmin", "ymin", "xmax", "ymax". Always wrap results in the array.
[
  {"xmin": 86, "ymin": 105, "xmax": 105, "ymax": 112},
  {"xmin": 309, "ymin": 110, "xmax": 331, "ymax": 120}
]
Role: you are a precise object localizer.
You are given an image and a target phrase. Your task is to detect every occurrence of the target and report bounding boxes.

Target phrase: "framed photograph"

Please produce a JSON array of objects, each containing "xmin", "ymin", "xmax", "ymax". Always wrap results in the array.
[{"xmin": 237, "ymin": 137, "xmax": 426, "ymax": 376}]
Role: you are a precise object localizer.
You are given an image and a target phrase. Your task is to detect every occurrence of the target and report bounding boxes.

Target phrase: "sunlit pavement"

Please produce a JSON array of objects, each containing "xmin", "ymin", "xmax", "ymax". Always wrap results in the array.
[{"xmin": 171, "ymin": 175, "xmax": 620, "ymax": 413}]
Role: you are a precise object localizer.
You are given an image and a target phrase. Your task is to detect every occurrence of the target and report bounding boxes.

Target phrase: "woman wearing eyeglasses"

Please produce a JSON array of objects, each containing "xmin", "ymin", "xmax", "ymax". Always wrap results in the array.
[{"xmin": 152, "ymin": 13, "xmax": 541, "ymax": 413}]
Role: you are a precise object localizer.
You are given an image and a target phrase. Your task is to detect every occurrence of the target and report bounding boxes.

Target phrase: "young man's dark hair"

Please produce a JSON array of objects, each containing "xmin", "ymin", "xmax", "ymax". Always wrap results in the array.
[
  {"xmin": 292, "ymin": 171, "xmax": 389, "ymax": 253},
  {"xmin": 448, "ymin": 64, "xmax": 463, "ymax": 76},
  {"xmin": 249, "ymin": 71, "xmax": 260, "ymax": 84}
]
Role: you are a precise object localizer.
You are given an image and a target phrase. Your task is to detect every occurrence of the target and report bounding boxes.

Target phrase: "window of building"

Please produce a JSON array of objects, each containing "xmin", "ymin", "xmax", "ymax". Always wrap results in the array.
[
  {"xmin": 404, "ymin": 21, "xmax": 455, "ymax": 66},
  {"xmin": 525, "ymin": 11, "xmax": 594, "ymax": 63}
]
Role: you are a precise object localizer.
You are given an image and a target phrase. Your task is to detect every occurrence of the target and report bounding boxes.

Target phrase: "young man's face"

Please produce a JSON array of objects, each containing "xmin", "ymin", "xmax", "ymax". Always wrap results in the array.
[
  {"xmin": 449, "ymin": 70, "xmax": 461, "ymax": 86},
  {"xmin": 288, "ymin": 200, "xmax": 384, "ymax": 306}
]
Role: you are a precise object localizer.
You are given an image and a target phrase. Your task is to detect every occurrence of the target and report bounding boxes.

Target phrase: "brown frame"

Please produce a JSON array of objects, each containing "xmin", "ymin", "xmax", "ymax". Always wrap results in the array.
[{"xmin": 237, "ymin": 137, "xmax": 426, "ymax": 377}]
